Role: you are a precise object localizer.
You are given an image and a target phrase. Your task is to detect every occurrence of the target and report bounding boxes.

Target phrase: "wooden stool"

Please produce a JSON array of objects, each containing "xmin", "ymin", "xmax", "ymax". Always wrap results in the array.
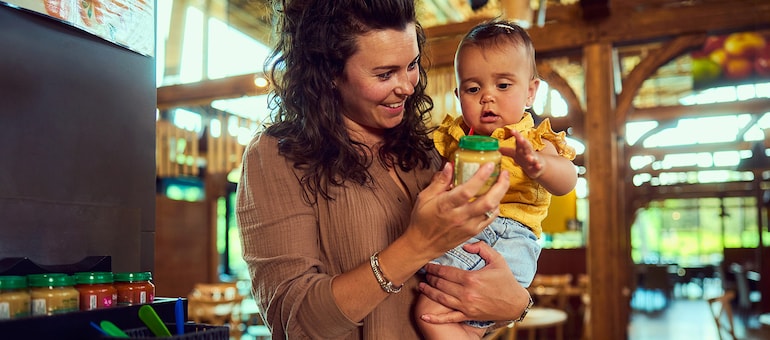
[{"xmin": 187, "ymin": 283, "xmax": 244, "ymax": 338}]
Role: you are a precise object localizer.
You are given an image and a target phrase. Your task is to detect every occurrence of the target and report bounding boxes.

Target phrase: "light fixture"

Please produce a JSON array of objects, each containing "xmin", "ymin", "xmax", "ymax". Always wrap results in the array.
[
  {"xmin": 501, "ymin": 0, "xmax": 533, "ymax": 29},
  {"xmin": 253, "ymin": 76, "xmax": 268, "ymax": 88}
]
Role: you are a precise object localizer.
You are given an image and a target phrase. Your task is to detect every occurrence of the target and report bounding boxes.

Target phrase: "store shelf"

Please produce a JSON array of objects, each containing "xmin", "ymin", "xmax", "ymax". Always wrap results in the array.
[{"xmin": 0, "ymin": 297, "xmax": 185, "ymax": 339}]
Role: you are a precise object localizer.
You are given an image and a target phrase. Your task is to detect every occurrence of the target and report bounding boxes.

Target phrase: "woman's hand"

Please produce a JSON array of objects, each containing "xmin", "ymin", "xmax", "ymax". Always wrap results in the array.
[
  {"xmin": 400, "ymin": 162, "xmax": 510, "ymax": 263},
  {"xmin": 417, "ymin": 241, "xmax": 530, "ymax": 323}
]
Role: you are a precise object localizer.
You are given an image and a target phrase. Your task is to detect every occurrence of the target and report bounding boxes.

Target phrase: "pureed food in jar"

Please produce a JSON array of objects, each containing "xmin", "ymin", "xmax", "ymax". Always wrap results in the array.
[
  {"xmin": 0, "ymin": 275, "xmax": 31, "ymax": 320},
  {"xmin": 454, "ymin": 135, "xmax": 501, "ymax": 196},
  {"xmin": 74, "ymin": 272, "xmax": 117, "ymax": 310},
  {"xmin": 114, "ymin": 272, "xmax": 155, "ymax": 306},
  {"xmin": 28, "ymin": 273, "xmax": 79, "ymax": 316}
]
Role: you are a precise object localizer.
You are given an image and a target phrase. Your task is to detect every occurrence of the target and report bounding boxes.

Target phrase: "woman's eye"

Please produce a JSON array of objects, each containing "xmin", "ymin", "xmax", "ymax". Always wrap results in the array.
[
  {"xmin": 378, "ymin": 71, "xmax": 393, "ymax": 80},
  {"xmin": 408, "ymin": 60, "xmax": 418, "ymax": 71}
]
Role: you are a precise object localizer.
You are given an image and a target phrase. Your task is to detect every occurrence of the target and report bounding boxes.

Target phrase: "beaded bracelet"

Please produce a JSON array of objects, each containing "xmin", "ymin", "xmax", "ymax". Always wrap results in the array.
[{"xmin": 370, "ymin": 252, "xmax": 403, "ymax": 294}]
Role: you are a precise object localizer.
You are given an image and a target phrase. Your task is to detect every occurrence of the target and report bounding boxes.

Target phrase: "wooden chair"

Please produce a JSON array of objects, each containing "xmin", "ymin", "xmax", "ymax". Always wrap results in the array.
[
  {"xmin": 707, "ymin": 290, "xmax": 737, "ymax": 340},
  {"xmin": 187, "ymin": 282, "xmax": 244, "ymax": 338},
  {"xmin": 486, "ymin": 274, "xmax": 576, "ymax": 340},
  {"xmin": 577, "ymin": 274, "xmax": 591, "ymax": 340},
  {"xmin": 529, "ymin": 274, "xmax": 573, "ymax": 310}
]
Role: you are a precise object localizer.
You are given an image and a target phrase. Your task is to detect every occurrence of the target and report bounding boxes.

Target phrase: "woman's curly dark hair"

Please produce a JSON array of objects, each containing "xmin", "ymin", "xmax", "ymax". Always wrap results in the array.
[{"xmin": 263, "ymin": 0, "xmax": 436, "ymax": 200}]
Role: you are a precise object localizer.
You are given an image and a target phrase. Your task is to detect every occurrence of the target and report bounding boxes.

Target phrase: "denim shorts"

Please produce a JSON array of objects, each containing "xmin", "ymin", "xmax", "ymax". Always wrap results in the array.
[{"xmin": 429, "ymin": 217, "xmax": 541, "ymax": 328}]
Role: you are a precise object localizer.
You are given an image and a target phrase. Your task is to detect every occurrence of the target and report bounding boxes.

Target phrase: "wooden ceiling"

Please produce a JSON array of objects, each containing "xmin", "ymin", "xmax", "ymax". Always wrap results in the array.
[
  {"xmin": 225, "ymin": 0, "xmax": 273, "ymax": 46},
  {"xmin": 167, "ymin": 0, "xmax": 769, "ymax": 111},
  {"xmin": 223, "ymin": 0, "xmax": 596, "ymax": 49}
]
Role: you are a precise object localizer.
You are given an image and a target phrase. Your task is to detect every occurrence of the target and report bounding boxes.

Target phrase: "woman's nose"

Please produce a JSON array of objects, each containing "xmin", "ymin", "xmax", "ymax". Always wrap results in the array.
[{"xmin": 395, "ymin": 72, "xmax": 416, "ymax": 96}]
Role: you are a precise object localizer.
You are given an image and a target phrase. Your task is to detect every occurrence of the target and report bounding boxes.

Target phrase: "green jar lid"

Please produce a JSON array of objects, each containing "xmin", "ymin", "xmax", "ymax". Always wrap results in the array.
[
  {"xmin": 114, "ymin": 272, "xmax": 152, "ymax": 282},
  {"xmin": 0, "ymin": 275, "xmax": 28, "ymax": 290},
  {"xmin": 74, "ymin": 272, "xmax": 114, "ymax": 284},
  {"xmin": 27, "ymin": 273, "xmax": 74, "ymax": 288},
  {"xmin": 459, "ymin": 135, "xmax": 499, "ymax": 151}
]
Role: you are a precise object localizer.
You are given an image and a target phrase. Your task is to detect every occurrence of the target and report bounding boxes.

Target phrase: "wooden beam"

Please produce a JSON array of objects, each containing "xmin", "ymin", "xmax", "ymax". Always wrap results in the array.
[
  {"xmin": 615, "ymin": 34, "xmax": 707, "ymax": 132},
  {"xmin": 538, "ymin": 62, "xmax": 585, "ymax": 136},
  {"xmin": 630, "ymin": 165, "xmax": 752, "ymax": 177},
  {"xmin": 628, "ymin": 98, "xmax": 770, "ymax": 122},
  {"xmin": 157, "ymin": 73, "xmax": 270, "ymax": 109},
  {"xmin": 424, "ymin": 0, "xmax": 770, "ymax": 67},
  {"xmin": 632, "ymin": 180, "xmax": 758, "ymax": 201},
  {"xmin": 627, "ymin": 141, "xmax": 755, "ymax": 158},
  {"xmin": 584, "ymin": 42, "xmax": 627, "ymax": 340}
]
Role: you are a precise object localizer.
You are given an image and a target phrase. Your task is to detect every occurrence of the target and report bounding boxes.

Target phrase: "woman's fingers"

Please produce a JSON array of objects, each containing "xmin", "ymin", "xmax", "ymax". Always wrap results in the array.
[
  {"xmin": 433, "ymin": 163, "xmax": 508, "ymax": 221},
  {"xmin": 443, "ymin": 162, "xmax": 495, "ymax": 207},
  {"xmin": 420, "ymin": 242, "xmax": 526, "ymax": 321},
  {"xmin": 421, "ymin": 162, "xmax": 454, "ymax": 198},
  {"xmin": 419, "ymin": 309, "xmax": 469, "ymax": 324}
]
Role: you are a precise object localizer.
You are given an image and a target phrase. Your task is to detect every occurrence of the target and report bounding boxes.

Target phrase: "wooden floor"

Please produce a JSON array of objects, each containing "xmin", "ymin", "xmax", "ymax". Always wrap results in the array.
[
  {"xmin": 629, "ymin": 284, "xmax": 769, "ymax": 340},
  {"xmin": 238, "ymin": 284, "xmax": 770, "ymax": 340}
]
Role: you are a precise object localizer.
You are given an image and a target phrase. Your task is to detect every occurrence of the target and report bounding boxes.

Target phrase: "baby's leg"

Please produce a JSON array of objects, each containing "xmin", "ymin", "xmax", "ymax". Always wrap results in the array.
[
  {"xmin": 416, "ymin": 234, "xmax": 489, "ymax": 339},
  {"xmin": 415, "ymin": 294, "xmax": 486, "ymax": 340}
]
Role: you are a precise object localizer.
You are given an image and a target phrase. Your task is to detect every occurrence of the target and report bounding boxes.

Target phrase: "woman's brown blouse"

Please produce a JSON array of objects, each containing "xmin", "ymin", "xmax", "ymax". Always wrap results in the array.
[{"xmin": 237, "ymin": 134, "xmax": 441, "ymax": 339}]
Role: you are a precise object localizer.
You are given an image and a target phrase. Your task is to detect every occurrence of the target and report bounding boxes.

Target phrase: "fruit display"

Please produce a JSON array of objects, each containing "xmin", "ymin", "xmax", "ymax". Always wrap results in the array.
[{"xmin": 691, "ymin": 31, "xmax": 770, "ymax": 89}]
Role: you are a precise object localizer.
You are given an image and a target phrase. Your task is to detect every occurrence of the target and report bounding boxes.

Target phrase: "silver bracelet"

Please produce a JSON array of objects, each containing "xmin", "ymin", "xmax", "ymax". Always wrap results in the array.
[
  {"xmin": 514, "ymin": 294, "xmax": 534, "ymax": 323},
  {"xmin": 370, "ymin": 251, "xmax": 403, "ymax": 294}
]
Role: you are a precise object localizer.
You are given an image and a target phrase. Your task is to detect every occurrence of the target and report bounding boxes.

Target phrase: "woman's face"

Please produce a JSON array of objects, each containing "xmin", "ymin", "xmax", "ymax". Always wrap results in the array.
[
  {"xmin": 454, "ymin": 42, "xmax": 539, "ymax": 136},
  {"xmin": 334, "ymin": 24, "xmax": 420, "ymax": 142}
]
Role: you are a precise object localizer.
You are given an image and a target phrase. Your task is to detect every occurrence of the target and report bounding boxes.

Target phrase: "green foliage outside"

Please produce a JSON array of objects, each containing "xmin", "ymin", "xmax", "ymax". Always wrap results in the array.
[{"xmin": 631, "ymin": 197, "xmax": 770, "ymax": 266}]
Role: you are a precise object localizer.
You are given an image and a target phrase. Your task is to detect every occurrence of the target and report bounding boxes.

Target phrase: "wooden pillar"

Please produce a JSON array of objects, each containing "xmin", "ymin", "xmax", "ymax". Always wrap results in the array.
[
  {"xmin": 755, "ymin": 173, "xmax": 769, "ymax": 314},
  {"xmin": 205, "ymin": 172, "xmax": 228, "ymax": 282},
  {"xmin": 583, "ymin": 42, "xmax": 627, "ymax": 340}
]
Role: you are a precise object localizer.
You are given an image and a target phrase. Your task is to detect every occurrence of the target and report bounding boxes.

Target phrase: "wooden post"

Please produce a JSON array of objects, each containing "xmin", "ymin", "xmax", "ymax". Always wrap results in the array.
[
  {"xmin": 501, "ymin": 0, "xmax": 533, "ymax": 28},
  {"xmin": 584, "ymin": 42, "xmax": 627, "ymax": 340}
]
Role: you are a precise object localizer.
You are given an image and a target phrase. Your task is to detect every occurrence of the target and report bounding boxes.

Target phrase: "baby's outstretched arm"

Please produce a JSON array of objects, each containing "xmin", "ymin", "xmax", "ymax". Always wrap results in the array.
[{"xmin": 503, "ymin": 129, "xmax": 577, "ymax": 196}]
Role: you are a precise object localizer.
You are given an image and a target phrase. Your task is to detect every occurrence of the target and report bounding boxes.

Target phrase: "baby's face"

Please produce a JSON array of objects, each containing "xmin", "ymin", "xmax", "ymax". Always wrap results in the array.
[{"xmin": 455, "ymin": 43, "xmax": 539, "ymax": 136}]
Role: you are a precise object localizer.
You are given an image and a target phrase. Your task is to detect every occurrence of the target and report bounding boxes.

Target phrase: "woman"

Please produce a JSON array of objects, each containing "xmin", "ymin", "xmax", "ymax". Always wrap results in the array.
[{"xmin": 236, "ymin": 1, "xmax": 531, "ymax": 338}]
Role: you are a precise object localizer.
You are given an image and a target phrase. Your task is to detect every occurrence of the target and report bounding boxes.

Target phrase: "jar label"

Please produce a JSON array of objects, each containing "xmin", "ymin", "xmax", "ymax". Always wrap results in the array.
[
  {"xmin": 459, "ymin": 162, "xmax": 480, "ymax": 185},
  {"xmin": 31, "ymin": 298, "xmax": 47, "ymax": 316},
  {"xmin": 0, "ymin": 302, "xmax": 8, "ymax": 319},
  {"xmin": 88, "ymin": 295, "xmax": 97, "ymax": 310},
  {"xmin": 456, "ymin": 161, "xmax": 500, "ymax": 196}
]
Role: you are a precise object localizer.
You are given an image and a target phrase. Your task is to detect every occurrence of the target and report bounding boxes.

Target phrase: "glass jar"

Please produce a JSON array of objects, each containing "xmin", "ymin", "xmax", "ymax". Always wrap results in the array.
[
  {"xmin": 0, "ymin": 275, "xmax": 31, "ymax": 320},
  {"xmin": 28, "ymin": 273, "xmax": 79, "ymax": 316},
  {"xmin": 74, "ymin": 272, "xmax": 117, "ymax": 310},
  {"xmin": 454, "ymin": 135, "xmax": 501, "ymax": 196},
  {"xmin": 114, "ymin": 272, "xmax": 155, "ymax": 306}
]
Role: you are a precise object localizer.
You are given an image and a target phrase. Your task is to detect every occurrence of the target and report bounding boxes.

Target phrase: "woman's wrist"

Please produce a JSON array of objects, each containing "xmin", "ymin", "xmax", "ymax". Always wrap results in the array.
[
  {"xmin": 376, "ymin": 236, "xmax": 436, "ymax": 286},
  {"xmin": 370, "ymin": 251, "xmax": 403, "ymax": 293}
]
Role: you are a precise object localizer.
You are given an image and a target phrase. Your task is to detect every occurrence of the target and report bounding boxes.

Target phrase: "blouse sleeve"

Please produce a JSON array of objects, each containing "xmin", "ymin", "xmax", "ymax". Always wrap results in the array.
[
  {"xmin": 236, "ymin": 134, "xmax": 359, "ymax": 339},
  {"xmin": 527, "ymin": 118, "xmax": 577, "ymax": 161}
]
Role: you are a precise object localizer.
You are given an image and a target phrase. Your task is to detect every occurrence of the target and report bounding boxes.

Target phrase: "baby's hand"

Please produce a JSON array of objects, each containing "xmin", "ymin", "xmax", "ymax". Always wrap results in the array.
[{"xmin": 508, "ymin": 129, "xmax": 545, "ymax": 179}]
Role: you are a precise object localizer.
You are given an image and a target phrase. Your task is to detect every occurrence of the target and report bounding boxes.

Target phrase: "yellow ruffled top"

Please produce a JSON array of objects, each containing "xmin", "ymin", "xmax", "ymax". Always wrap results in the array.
[{"xmin": 433, "ymin": 113, "xmax": 576, "ymax": 238}]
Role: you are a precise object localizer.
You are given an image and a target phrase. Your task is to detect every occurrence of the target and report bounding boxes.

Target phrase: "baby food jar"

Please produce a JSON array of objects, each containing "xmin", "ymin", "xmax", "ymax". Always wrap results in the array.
[
  {"xmin": 28, "ymin": 273, "xmax": 79, "ymax": 316},
  {"xmin": 114, "ymin": 272, "xmax": 155, "ymax": 306},
  {"xmin": 74, "ymin": 272, "xmax": 117, "ymax": 310},
  {"xmin": 454, "ymin": 135, "xmax": 501, "ymax": 196},
  {"xmin": 0, "ymin": 275, "xmax": 31, "ymax": 320}
]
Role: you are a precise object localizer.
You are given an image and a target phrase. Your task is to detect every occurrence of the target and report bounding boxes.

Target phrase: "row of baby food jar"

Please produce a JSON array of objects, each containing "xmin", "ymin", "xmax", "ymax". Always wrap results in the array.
[{"xmin": 0, "ymin": 271, "xmax": 154, "ymax": 320}]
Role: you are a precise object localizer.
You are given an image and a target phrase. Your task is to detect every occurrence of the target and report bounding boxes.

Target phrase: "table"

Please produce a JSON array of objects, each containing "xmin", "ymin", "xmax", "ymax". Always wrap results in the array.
[
  {"xmin": 488, "ymin": 307, "xmax": 568, "ymax": 340},
  {"xmin": 517, "ymin": 307, "xmax": 568, "ymax": 340}
]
